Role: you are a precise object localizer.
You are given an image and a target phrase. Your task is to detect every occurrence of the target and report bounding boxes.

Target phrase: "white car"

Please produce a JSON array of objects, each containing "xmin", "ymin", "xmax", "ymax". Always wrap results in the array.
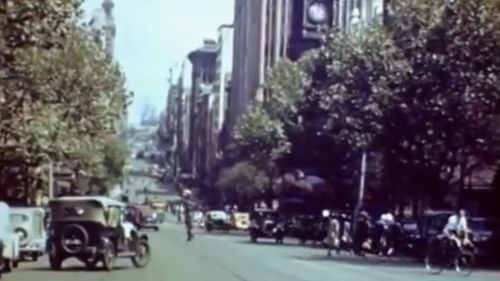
[
  {"xmin": 10, "ymin": 207, "xmax": 47, "ymax": 261},
  {"xmin": 1, "ymin": 202, "xmax": 21, "ymax": 277}
]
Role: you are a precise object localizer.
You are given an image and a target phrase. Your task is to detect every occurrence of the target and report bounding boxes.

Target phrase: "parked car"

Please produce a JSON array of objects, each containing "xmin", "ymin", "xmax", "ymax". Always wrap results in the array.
[
  {"xmin": 10, "ymin": 207, "xmax": 47, "ymax": 261},
  {"xmin": 288, "ymin": 214, "xmax": 328, "ymax": 245},
  {"xmin": 231, "ymin": 212, "xmax": 250, "ymax": 230},
  {"xmin": 205, "ymin": 211, "xmax": 231, "ymax": 232},
  {"xmin": 1, "ymin": 202, "xmax": 21, "ymax": 278},
  {"xmin": 46, "ymin": 196, "xmax": 151, "ymax": 271},
  {"xmin": 468, "ymin": 217, "xmax": 500, "ymax": 261},
  {"xmin": 149, "ymin": 202, "xmax": 166, "ymax": 223},
  {"xmin": 396, "ymin": 218, "xmax": 422, "ymax": 256},
  {"xmin": 192, "ymin": 211, "xmax": 205, "ymax": 229},
  {"xmin": 126, "ymin": 205, "xmax": 160, "ymax": 231},
  {"xmin": 248, "ymin": 209, "xmax": 285, "ymax": 244}
]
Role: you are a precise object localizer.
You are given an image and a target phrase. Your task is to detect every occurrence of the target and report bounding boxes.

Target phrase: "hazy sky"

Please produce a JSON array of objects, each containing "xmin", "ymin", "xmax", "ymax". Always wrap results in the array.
[{"xmin": 82, "ymin": 0, "xmax": 234, "ymax": 125}]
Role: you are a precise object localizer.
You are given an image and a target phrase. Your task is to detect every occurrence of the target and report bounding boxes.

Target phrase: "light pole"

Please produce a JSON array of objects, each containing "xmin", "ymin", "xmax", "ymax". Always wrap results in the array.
[
  {"xmin": 356, "ymin": 150, "xmax": 367, "ymax": 212},
  {"xmin": 48, "ymin": 160, "xmax": 54, "ymax": 199}
]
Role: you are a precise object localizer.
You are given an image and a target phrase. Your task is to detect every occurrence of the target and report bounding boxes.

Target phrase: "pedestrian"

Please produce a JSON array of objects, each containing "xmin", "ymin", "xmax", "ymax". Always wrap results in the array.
[{"xmin": 182, "ymin": 188, "xmax": 194, "ymax": 241}]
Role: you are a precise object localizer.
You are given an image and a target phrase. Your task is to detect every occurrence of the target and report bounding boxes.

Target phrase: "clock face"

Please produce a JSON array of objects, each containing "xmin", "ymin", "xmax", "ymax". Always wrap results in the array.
[{"xmin": 307, "ymin": 2, "xmax": 328, "ymax": 24}]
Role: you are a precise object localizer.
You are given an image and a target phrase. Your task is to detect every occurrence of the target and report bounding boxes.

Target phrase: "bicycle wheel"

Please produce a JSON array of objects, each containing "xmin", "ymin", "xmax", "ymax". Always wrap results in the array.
[
  {"xmin": 424, "ymin": 241, "xmax": 445, "ymax": 274},
  {"xmin": 455, "ymin": 252, "xmax": 474, "ymax": 276}
]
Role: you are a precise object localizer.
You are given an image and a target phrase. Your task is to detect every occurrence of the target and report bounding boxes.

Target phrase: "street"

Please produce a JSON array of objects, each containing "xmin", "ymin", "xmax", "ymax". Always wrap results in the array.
[{"xmin": 7, "ymin": 217, "xmax": 500, "ymax": 281}]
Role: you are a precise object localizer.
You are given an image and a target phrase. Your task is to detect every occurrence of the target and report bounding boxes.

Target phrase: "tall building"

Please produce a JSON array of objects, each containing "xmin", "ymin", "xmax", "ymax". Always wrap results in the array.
[
  {"xmin": 187, "ymin": 40, "xmax": 218, "ymax": 179},
  {"xmin": 225, "ymin": 0, "xmax": 263, "ymax": 147},
  {"xmin": 88, "ymin": 0, "xmax": 126, "ymax": 136},
  {"xmin": 222, "ymin": 0, "xmax": 386, "ymax": 149},
  {"xmin": 214, "ymin": 24, "xmax": 234, "ymax": 132},
  {"xmin": 224, "ymin": 0, "xmax": 338, "ymax": 149},
  {"xmin": 89, "ymin": 0, "xmax": 116, "ymax": 60}
]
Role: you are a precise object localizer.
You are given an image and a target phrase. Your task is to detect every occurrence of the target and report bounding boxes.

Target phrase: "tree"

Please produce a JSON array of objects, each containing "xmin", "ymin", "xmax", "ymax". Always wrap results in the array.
[
  {"xmin": 215, "ymin": 161, "xmax": 268, "ymax": 195},
  {"xmin": 0, "ymin": 0, "xmax": 130, "ymax": 200},
  {"xmin": 308, "ymin": 0, "xmax": 500, "ymax": 208},
  {"xmin": 232, "ymin": 104, "xmax": 290, "ymax": 171}
]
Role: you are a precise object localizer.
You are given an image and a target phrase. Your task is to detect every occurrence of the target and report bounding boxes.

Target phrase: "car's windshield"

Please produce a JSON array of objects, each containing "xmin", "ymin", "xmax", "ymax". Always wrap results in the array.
[
  {"xmin": 10, "ymin": 214, "xmax": 29, "ymax": 224},
  {"xmin": 1, "ymin": 1, "xmax": 500, "ymax": 281}
]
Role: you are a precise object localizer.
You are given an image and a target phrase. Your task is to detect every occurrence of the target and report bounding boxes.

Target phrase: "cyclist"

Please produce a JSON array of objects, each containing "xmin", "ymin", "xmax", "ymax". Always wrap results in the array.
[{"xmin": 443, "ymin": 209, "xmax": 471, "ymax": 249}]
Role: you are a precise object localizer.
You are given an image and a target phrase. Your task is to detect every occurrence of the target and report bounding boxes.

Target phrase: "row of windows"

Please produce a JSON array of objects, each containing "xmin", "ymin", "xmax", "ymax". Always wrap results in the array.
[{"xmin": 335, "ymin": 0, "xmax": 384, "ymax": 32}]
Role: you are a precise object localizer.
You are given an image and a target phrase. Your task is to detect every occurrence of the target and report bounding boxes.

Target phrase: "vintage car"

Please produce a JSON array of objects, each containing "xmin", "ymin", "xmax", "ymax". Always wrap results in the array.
[
  {"xmin": 287, "ymin": 214, "xmax": 328, "ymax": 245},
  {"xmin": 0, "ymin": 202, "xmax": 21, "ymax": 278},
  {"xmin": 46, "ymin": 196, "xmax": 151, "ymax": 271},
  {"xmin": 192, "ymin": 211, "xmax": 205, "ymax": 229},
  {"xmin": 248, "ymin": 209, "xmax": 285, "ymax": 244},
  {"xmin": 126, "ymin": 205, "xmax": 160, "ymax": 231},
  {"xmin": 204, "ymin": 210, "xmax": 232, "ymax": 232},
  {"xmin": 10, "ymin": 207, "xmax": 47, "ymax": 261},
  {"xmin": 231, "ymin": 212, "xmax": 250, "ymax": 230},
  {"xmin": 150, "ymin": 202, "xmax": 166, "ymax": 223}
]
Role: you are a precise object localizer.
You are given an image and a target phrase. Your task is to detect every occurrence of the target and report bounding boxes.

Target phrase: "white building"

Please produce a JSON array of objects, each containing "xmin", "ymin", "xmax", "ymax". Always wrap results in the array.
[
  {"xmin": 89, "ymin": 0, "xmax": 116, "ymax": 60},
  {"xmin": 214, "ymin": 24, "xmax": 234, "ymax": 131}
]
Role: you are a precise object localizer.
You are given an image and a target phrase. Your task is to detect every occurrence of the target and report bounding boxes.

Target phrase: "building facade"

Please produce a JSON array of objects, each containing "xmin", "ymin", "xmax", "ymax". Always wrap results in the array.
[
  {"xmin": 187, "ymin": 40, "xmax": 218, "ymax": 179},
  {"xmin": 214, "ymin": 24, "xmax": 234, "ymax": 132},
  {"xmin": 89, "ymin": 0, "xmax": 116, "ymax": 60},
  {"xmin": 224, "ymin": 0, "xmax": 332, "ymax": 149},
  {"xmin": 223, "ymin": 0, "xmax": 386, "ymax": 150}
]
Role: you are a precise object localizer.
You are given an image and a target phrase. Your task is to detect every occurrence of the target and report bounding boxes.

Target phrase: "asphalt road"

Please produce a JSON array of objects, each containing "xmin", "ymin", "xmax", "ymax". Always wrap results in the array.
[{"xmin": 7, "ymin": 217, "xmax": 500, "ymax": 281}]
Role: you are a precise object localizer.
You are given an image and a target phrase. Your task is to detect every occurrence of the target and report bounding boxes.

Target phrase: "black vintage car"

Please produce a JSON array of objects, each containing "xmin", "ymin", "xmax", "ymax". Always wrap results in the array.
[
  {"xmin": 278, "ymin": 198, "xmax": 330, "ymax": 246},
  {"xmin": 47, "ymin": 196, "xmax": 151, "ymax": 271},
  {"xmin": 249, "ymin": 209, "xmax": 285, "ymax": 244},
  {"xmin": 288, "ymin": 214, "xmax": 328, "ymax": 245},
  {"xmin": 468, "ymin": 217, "xmax": 500, "ymax": 261}
]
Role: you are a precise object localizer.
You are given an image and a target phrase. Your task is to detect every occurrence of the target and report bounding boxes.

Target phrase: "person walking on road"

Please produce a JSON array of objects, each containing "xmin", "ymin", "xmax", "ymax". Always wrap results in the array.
[{"xmin": 182, "ymin": 188, "xmax": 194, "ymax": 241}]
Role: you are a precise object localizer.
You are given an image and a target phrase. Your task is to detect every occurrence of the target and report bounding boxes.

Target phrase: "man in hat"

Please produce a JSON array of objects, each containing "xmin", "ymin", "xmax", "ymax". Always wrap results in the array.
[{"xmin": 353, "ymin": 211, "xmax": 372, "ymax": 255}]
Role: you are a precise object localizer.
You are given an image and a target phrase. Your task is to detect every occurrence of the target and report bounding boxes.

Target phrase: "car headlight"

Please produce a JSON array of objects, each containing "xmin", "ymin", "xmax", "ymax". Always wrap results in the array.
[{"xmin": 307, "ymin": 1, "xmax": 328, "ymax": 24}]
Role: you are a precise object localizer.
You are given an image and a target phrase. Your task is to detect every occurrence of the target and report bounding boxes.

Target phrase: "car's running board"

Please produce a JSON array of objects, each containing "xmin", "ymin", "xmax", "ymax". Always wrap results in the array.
[{"xmin": 116, "ymin": 251, "xmax": 137, "ymax": 258}]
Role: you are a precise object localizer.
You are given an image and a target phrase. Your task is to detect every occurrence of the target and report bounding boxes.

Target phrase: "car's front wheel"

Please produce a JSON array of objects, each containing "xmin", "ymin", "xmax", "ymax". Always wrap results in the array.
[
  {"xmin": 131, "ymin": 239, "xmax": 151, "ymax": 268},
  {"xmin": 101, "ymin": 240, "xmax": 115, "ymax": 272}
]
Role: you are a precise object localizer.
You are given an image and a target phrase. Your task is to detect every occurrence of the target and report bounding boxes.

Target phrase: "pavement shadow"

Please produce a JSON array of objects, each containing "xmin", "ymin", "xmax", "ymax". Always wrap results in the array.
[
  {"xmin": 294, "ymin": 253, "xmax": 422, "ymax": 269},
  {"xmin": 197, "ymin": 230, "xmax": 248, "ymax": 237},
  {"xmin": 238, "ymin": 239, "xmax": 304, "ymax": 248},
  {"xmin": 27, "ymin": 265, "xmax": 130, "ymax": 272}
]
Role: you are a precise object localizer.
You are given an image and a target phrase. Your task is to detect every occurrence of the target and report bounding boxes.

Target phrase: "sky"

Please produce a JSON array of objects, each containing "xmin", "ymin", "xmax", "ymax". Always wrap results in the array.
[{"xmin": 82, "ymin": 0, "xmax": 234, "ymax": 126}]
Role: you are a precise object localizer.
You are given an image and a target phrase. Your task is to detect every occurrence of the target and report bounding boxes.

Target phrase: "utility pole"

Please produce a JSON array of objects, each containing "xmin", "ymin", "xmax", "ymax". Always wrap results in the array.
[{"xmin": 48, "ymin": 160, "xmax": 54, "ymax": 199}]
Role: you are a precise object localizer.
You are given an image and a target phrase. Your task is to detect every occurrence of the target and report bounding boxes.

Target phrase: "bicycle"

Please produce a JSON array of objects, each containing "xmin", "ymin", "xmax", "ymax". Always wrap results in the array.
[{"xmin": 424, "ymin": 235, "xmax": 475, "ymax": 276}]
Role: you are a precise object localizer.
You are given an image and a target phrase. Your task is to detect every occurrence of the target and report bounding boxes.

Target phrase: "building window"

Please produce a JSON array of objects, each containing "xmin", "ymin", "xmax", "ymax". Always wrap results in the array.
[
  {"xmin": 372, "ymin": 0, "xmax": 384, "ymax": 24},
  {"xmin": 338, "ymin": 0, "xmax": 345, "ymax": 30},
  {"xmin": 350, "ymin": 0, "xmax": 362, "ymax": 33}
]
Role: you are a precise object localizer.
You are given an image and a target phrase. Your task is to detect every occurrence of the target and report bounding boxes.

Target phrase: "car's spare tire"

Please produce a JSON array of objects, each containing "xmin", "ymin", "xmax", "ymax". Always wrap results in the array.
[
  {"xmin": 14, "ymin": 227, "xmax": 29, "ymax": 247},
  {"xmin": 60, "ymin": 224, "xmax": 89, "ymax": 254}
]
